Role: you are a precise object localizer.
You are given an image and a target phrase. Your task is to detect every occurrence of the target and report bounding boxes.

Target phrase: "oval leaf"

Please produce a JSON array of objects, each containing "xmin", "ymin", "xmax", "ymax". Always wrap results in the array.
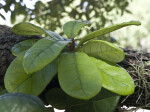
[
  {"xmin": 0, "ymin": 93, "xmax": 46, "ymax": 112},
  {"xmin": 46, "ymin": 88, "xmax": 120, "ymax": 112},
  {"xmin": 58, "ymin": 52, "xmax": 102, "ymax": 100},
  {"xmin": 12, "ymin": 22, "xmax": 46, "ymax": 36},
  {"xmin": 91, "ymin": 57, "xmax": 135, "ymax": 95},
  {"xmin": 77, "ymin": 40, "xmax": 125, "ymax": 63},
  {"xmin": 11, "ymin": 39, "xmax": 39, "ymax": 56},
  {"xmin": 45, "ymin": 88, "xmax": 85, "ymax": 109},
  {"xmin": 23, "ymin": 38, "xmax": 69, "ymax": 74},
  {"xmin": 45, "ymin": 88, "xmax": 71, "ymax": 109},
  {"xmin": 70, "ymin": 94, "xmax": 120, "ymax": 112},
  {"xmin": 4, "ymin": 52, "xmax": 58, "ymax": 95},
  {"xmin": 12, "ymin": 22, "xmax": 63, "ymax": 40},
  {"xmin": 63, "ymin": 20, "xmax": 92, "ymax": 38},
  {"xmin": 77, "ymin": 21, "xmax": 141, "ymax": 48}
]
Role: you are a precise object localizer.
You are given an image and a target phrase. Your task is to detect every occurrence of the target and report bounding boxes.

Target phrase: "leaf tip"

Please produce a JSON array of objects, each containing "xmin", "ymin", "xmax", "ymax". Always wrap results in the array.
[{"xmin": 129, "ymin": 21, "xmax": 141, "ymax": 26}]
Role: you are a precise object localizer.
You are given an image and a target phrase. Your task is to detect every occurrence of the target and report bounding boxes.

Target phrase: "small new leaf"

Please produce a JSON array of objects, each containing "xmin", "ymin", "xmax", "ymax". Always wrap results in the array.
[{"xmin": 63, "ymin": 20, "xmax": 92, "ymax": 38}]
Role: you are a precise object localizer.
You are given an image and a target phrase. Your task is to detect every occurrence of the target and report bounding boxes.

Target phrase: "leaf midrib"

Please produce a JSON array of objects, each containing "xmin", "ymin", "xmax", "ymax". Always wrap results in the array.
[{"xmin": 73, "ymin": 53, "xmax": 88, "ymax": 98}]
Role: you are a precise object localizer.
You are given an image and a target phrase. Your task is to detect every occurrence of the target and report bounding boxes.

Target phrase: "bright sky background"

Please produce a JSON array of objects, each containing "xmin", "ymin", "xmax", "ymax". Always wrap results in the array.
[{"xmin": 0, "ymin": 0, "xmax": 149, "ymax": 112}]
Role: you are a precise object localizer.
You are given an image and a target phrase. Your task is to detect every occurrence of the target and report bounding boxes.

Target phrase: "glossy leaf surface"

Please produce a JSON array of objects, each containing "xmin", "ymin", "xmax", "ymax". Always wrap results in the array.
[
  {"xmin": 77, "ymin": 21, "xmax": 141, "ymax": 48},
  {"xmin": 11, "ymin": 39, "xmax": 39, "ymax": 56},
  {"xmin": 0, "ymin": 93, "xmax": 46, "ymax": 112},
  {"xmin": 5, "ymin": 52, "xmax": 58, "ymax": 95},
  {"xmin": 77, "ymin": 40, "xmax": 125, "ymax": 63},
  {"xmin": 23, "ymin": 38, "xmax": 69, "ymax": 74},
  {"xmin": 58, "ymin": 52, "xmax": 102, "ymax": 100},
  {"xmin": 45, "ymin": 30, "xmax": 63, "ymax": 40},
  {"xmin": 63, "ymin": 20, "xmax": 91, "ymax": 38},
  {"xmin": 45, "ymin": 88, "xmax": 120, "ymax": 112},
  {"xmin": 12, "ymin": 22, "xmax": 46, "ymax": 36},
  {"xmin": 91, "ymin": 57, "xmax": 135, "ymax": 95}
]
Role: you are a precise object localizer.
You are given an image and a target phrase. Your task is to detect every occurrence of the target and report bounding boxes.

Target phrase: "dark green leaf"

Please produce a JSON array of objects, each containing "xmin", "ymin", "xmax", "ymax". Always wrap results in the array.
[
  {"xmin": 0, "ymin": 90, "xmax": 7, "ymax": 96},
  {"xmin": 11, "ymin": 11, "xmax": 16, "ymax": 24},
  {"xmin": 11, "ymin": 39, "xmax": 39, "ymax": 56},
  {"xmin": 0, "ymin": 93, "xmax": 46, "ymax": 112},
  {"xmin": 77, "ymin": 21, "xmax": 141, "ymax": 48},
  {"xmin": 45, "ymin": 88, "xmax": 70, "ymax": 109},
  {"xmin": 0, "ymin": 13, "xmax": 6, "ymax": 20},
  {"xmin": 4, "ymin": 52, "xmax": 58, "ymax": 95},
  {"xmin": 45, "ymin": 88, "xmax": 85, "ymax": 109},
  {"xmin": 58, "ymin": 52, "xmax": 102, "ymax": 100},
  {"xmin": 46, "ymin": 107, "xmax": 54, "ymax": 112},
  {"xmin": 70, "ymin": 94, "xmax": 120, "ymax": 112},
  {"xmin": 45, "ymin": 88, "xmax": 120, "ymax": 112},
  {"xmin": 23, "ymin": 38, "xmax": 69, "ymax": 74},
  {"xmin": 63, "ymin": 20, "xmax": 92, "ymax": 38},
  {"xmin": 91, "ymin": 57, "xmax": 135, "ymax": 95},
  {"xmin": 77, "ymin": 40, "xmax": 125, "ymax": 63}
]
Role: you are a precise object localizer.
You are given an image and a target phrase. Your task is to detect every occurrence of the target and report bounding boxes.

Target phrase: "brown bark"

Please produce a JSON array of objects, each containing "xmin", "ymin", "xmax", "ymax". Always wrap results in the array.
[{"xmin": 0, "ymin": 25, "xmax": 150, "ymax": 109}]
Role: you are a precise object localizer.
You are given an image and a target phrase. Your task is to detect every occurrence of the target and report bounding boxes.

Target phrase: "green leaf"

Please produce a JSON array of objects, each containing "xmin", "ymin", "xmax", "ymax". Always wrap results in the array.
[
  {"xmin": 45, "ymin": 88, "xmax": 71, "ymax": 109},
  {"xmin": 0, "ymin": 93, "xmax": 46, "ymax": 112},
  {"xmin": 4, "ymin": 52, "xmax": 58, "ymax": 95},
  {"xmin": 46, "ymin": 107, "xmax": 54, "ymax": 112},
  {"xmin": 77, "ymin": 40, "xmax": 125, "ymax": 63},
  {"xmin": 12, "ymin": 22, "xmax": 46, "ymax": 36},
  {"xmin": 58, "ymin": 52, "xmax": 102, "ymax": 100},
  {"xmin": 11, "ymin": 11, "xmax": 16, "ymax": 24},
  {"xmin": 91, "ymin": 57, "xmax": 135, "ymax": 95},
  {"xmin": 0, "ymin": 86, "xmax": 3, "ymax": 91},
  {"xmin": 70, "ymin": 94, "xmax": 120, "ymax": 112},
  {"xmin": 0, "ymin": 90, "xmax": 7, "ymax": 96},
  {"xmin": 77, "ymin": 21, "xmax": 141, "ymax": 48},
  {"xmin": 12, "ymin": 22, "xmax": 63, "ymax": 40},
  {"xmin": 45, "ymin": 30, "xmax": 63, "ymax": 40},
  {"xmin": 11, "ymin": 39, "xmax": 39, "ymax": 56},
  {"xmin": 63, "ymin": 20, "xmax": 92, "ymax": 38},
  {"xmin": 45, "ymin": 88, "xmax": 120, "ymax": 112},
  {"xmin": 23, "ymin": 38, "xmax": 69, "ymax": 74},
  {"xmin": 45, "ymin": 88, "xmax": 85, "ymax": 109},
  {"xmin": 0, "ymin": 13, "xmax": 6, "ymax": 20}
]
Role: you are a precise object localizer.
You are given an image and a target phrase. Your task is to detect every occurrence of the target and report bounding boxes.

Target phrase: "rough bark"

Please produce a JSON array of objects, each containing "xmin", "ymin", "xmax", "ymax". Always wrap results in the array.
[
  {"xmin": 0, "ymin": 25, "xmax": 150, "ymax": 110},
  {"xmin": 118, "ymin": 49, "xmax": 150, "ymax": 109},
  {"xmin": 0, "ymin": 25, "xmax": 40, "ymax": 86}
]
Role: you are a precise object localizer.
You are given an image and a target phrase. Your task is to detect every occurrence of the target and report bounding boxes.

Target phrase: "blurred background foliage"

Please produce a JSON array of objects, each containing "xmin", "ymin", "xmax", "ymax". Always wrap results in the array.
[{"xmin": 0, "ymin": 0, "xmax": 150, "ymax": 52}]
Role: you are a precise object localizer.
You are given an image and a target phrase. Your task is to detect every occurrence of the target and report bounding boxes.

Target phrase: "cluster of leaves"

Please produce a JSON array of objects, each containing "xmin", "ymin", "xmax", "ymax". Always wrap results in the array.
[
  {"xmin": 1, "ymin": 0, "xmax": 132, "ymax": 31},
  {"xmin": 0, "ymin": 20, "xmax": 141, "ymax": 112}
]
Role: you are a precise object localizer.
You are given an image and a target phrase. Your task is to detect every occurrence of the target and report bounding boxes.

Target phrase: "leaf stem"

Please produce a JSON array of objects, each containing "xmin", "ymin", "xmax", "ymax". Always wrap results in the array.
[{"xmin": 69, "ymin": 38, "xmax": 75, "ymax": 52}]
